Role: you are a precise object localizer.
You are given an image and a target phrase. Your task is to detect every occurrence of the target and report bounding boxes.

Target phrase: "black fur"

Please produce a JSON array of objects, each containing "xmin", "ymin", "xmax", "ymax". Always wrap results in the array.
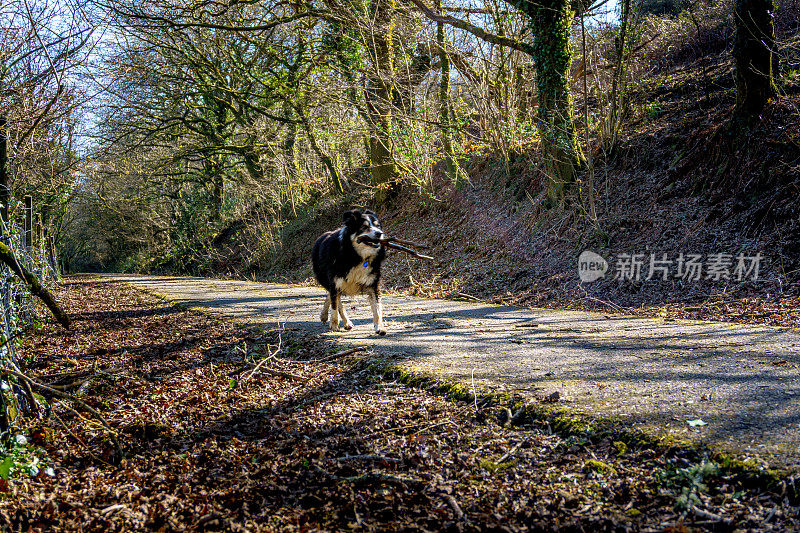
[{"xmin": 312, "ymin": 209, "xmax": 387, "ymax": 334}]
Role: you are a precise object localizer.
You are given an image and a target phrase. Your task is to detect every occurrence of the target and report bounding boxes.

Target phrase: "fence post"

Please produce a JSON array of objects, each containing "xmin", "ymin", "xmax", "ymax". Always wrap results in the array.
[
  {"xmin": 0, "ymin": 117, "xmax": 8, "ymax": 433},
  {"xmin": 47, "ymin": 234, "xmax": 58, "ymax": 279},
  {"xmin": 24, "ymin": 195, "xmax": 32, "ymax": 248},
  {"xmin": 0, "ymin": 116, "xmax": 8, "ymax": 225},
  {"xmin": 35, "ymin": 213, "xmax": 42, "ymax": 247}
]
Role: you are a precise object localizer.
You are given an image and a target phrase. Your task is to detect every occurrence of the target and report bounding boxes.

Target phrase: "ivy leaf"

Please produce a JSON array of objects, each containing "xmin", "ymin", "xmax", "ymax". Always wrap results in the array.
[{"xmin": 0, "ymin": 456, "xmax": 13, "ymax": 480}]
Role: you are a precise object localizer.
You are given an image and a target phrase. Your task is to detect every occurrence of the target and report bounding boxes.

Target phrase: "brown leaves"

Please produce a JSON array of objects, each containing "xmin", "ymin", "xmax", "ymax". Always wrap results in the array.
[{"xmin": 1, "ymin": 276, "xmax": 797, "ymax": 531}]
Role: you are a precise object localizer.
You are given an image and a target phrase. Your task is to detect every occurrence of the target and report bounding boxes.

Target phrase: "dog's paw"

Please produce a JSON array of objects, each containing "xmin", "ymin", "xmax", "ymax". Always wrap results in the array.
[
  {"xmin": 376, "ymin": 328, "xmax": 387, "ymax": 336},
  {"xmin": 343, "ymin": 321, "xmax": 354, "ymax": 330},
  {"xmin": 329, "ymin": 323, "xmax": 340, "ymax": 332},
  {"xmin": 320, "ymin": 313, "xmax": 329, "ymax": 323}
]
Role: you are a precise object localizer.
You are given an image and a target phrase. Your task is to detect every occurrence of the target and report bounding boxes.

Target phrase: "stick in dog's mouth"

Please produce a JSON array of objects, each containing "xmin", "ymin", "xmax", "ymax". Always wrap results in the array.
[
  {"xmin": 359, "ymin": 238, "xmax": 381, "ymax": 248},
  {"xmin": 357, "ymin": 236, "xmax": 434, "ymax": 260}
]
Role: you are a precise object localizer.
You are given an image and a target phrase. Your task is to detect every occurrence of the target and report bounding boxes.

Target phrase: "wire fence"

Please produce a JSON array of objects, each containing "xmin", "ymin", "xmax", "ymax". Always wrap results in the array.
[{"xmin": 0, "ymin": 215, "xmax": 60, "ymax": 447}]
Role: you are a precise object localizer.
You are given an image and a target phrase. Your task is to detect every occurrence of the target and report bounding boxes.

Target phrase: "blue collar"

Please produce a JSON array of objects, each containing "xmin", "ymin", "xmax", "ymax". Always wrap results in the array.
[{"xmin": 363, "ymin": 260, "xmax": 369, "ymax": 267}]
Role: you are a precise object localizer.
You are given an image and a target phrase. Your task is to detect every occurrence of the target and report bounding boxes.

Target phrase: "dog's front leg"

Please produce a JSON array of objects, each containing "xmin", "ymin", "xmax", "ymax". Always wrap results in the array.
[
  {"xmin": 328, "ymin": 291, "xmax": 341, "ymax": 331},
  {"xmin": 367, "ymin": 287, "xmax": 386, "ymax": 336},
  {"xmin": 337, "ymin": 297, "xmax": 354, "ymax": 330},
  {"xmin": 320, "ymin": 294, "xmax": 331, "ymax": 323}
]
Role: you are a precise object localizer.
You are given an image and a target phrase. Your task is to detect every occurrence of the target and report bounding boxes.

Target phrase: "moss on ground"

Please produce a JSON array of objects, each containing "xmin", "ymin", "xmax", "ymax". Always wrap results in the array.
[
  {"xmin": 584, "ymin": 459, "xmax": 618, "ymax": 477},
  {"xmin": 381, "ymin": 363, "xmax": 798, "ymax": 500}
]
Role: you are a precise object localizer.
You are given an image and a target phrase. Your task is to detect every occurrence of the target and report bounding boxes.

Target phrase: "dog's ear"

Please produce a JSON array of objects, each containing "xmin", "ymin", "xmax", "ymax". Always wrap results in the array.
[{"xmin": 343, "ymin": 210, "xmax": 360, "ymax": 227}]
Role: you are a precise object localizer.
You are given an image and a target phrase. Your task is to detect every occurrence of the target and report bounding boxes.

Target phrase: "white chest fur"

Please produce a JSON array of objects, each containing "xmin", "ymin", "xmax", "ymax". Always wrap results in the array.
[{"xmin": 335, "ymin": 263, "xmax": 376, "ymax": 296}]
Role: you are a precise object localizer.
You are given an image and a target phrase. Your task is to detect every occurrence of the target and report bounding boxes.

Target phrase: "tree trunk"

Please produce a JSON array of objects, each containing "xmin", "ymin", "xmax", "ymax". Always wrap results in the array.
[
  {"xmin": 207, "ymin": 159, "xmax": 224, "ymax": 220},
  {"xmin": 282, "ymin": 102, "xmax": 301, "ymax": 211},
  {"xmin": 435, "ymin": 0, "xmax": 459, "ymax": 182},
  {"xmin": 283, "ymin": 28, "xmax": 304, "ymax": 204},
  {"xmin": 365, "ymin": 0, "xmax": 401, "ymax": 205},
  {"xmin": 0, "ymin": 241, "xmax": 70, "ymax": 328},
  {"xmin": 283, "ymin": 110, "xmax": 300, "ymax": 183},
  {"xmin": 297, "ymin": 109, "xmax": 346, "ymax": 194},
  {"xmin": 524, "ymin": 0, "xmax": 583, "ymax": 204},
  {"xmin": 733, "ymin": 0, "xmax": 778, "ymax": 122},
  {"xmin": 608, "ymin": 0, "xmax": 631, "ymax": 149}
]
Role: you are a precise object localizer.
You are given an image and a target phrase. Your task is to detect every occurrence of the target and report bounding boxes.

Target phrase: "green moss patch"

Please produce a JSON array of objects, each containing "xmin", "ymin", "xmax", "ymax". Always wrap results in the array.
[{"xmin": 381, "ymin": 363, "xmax": 798, "ymax": 500}]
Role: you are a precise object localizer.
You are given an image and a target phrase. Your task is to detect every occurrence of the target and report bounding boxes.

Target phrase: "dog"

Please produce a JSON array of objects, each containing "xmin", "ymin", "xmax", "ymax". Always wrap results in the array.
[{"xmin": 312, "ymin": 209, "xmax": 387, "ymax": 335}]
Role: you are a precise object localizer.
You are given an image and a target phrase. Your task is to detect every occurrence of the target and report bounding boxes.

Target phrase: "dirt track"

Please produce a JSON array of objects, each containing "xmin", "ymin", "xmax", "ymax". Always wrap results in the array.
[{"xmin": 105, "ymin": 274, "xmax": 800, "ymax": 469}]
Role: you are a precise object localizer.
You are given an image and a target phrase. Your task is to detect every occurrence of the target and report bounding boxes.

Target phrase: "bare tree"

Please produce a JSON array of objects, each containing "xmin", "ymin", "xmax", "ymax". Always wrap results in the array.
[{"xmin": 733, "ymin": 0, "xmax": 779, "ymax": 123}]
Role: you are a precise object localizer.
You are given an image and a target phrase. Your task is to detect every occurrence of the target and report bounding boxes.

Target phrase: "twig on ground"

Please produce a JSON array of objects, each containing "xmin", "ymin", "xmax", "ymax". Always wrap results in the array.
[
  {"xmin": 94, "ymin": 367, "xmax": 148, "ymax": 384},
  {"xmin": 470, "ymin": 368, "xmax": 478, "ymax": 412},
  {"xmin": 44, "ymin": 378, "xmax": 91, "ymax": 391},
  {"xmin": 314, "ymin": 466, "xmax": 419, "ymax": 486},
  {"xmin": 0, "ymin": 366, "xmax": 124, "ymax": 458},
  {"xmin": 444, "ymin": 494, "xmax": 465, "ymax": 520},
  {"xmin": 578, "ymin": 285, "xmax": 627, "ymax": 312},
  {"xmin": 497, "ymin": 440, "xmax": 526, "ymax": 464},
  {"xmin": 316, "ymin": 346, "xmax": 370, "ymax": 362},
  {"xmin": 99, "ymin": 504, "xmax": 128, "ymax": 515},
  {"xmin": 692, "ymin": 505, "xmax": 724, "ymax": 522},
  {"xmin": 243, "ymin": 333, "xmax": 286, "ymax": 381},
  {"xmin": 50, "ymin": 408, "xmax": 112, "ymax": 467},
  {"xmin": 197, "ymin": 513, "xmax": 222, "ymax": 526},
  {"xmin": 335, "ymin": 454, "xmax": 400, "ymax": 463}
]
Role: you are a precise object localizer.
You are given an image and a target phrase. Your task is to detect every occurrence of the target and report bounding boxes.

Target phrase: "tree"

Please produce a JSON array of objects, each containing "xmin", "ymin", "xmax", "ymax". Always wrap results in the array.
[
  {"xmin": 434, "ymin": 0, "xmax": 459, "ymax": 182},
  {"xmin": 363, "ymin": 0, "xmax": 403, "ymax": 204},
  {"xmin": 0, "ymin": 0, "xmax": 93, "ymax": 259},
  {"xmin": 99, "ymin": 0, "xmax": 306, "ymax": 223},
  {"xmin": 515, "ymin": 0, "xmax": 583, "ymax": 203},
  {"xmin": 408, "ymin": 0, "xmax": 584, "ymax": 204},
  {"xmin": 733, "ymin": 0, "xmax": 778, "ymax": 123}
]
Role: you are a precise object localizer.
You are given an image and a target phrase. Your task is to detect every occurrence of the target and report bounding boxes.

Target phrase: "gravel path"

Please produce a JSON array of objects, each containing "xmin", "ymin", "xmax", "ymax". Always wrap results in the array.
[{"xmin": 105, "ymin": 274, "xmax": 800, "ymax": 469}]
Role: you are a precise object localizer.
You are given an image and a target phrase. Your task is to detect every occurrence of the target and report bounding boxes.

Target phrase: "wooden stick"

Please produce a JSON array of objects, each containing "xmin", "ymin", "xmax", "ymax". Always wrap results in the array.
[
  {"xmin": 335, "ymin": 454, "xmax": 400, "ymax": 463},
  {"xmin": 358, "ymin": 236, "xmax": 434, "ymax": 260},
  {"xmin": 386, "ymin": 242, "xmax": 434, "ymax": 260},
  {"xmin": 243, "ymin": 333, "xmax": 282, "ymax": 381},
  {"xmin": 51, "ymin": 408, "xmax": 113, "ymax": 467},
  {"xmin": 383, "ymin": 236, "xmax": 429, "ymax": 249},
  {"xmin": 497, "ymin": 440, "xmax": 526, "ymax": 464},
  {"xmin": 444, "ymin": 494, "xmax": 465, "ymax": 520},
  {"xmin": 0, "ymin": 366, "xmax": 123, "ymax": 457},
  {"xmin": 359, "ymin": 235, "xmax": 429, "ymax": 249},
  {"xmin": 316, "ymin": 346, "xmax": 370, "ymax": 362}
]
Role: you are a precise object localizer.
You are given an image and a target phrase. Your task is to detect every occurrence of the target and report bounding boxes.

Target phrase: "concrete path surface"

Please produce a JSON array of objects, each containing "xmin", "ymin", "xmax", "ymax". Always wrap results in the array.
[{"xmin": 102, "ymin": 274, "xmax": 800, "ymax": 468}]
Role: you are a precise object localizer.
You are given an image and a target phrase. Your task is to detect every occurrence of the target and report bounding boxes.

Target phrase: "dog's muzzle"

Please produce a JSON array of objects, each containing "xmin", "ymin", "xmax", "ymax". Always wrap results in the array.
[{"xmin": 358, "ymin": 232, "xmax": 383, "ymax": 248}]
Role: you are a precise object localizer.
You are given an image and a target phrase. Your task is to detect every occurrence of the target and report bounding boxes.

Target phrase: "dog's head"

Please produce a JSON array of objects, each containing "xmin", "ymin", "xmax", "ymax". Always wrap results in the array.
[{"xmin": 343, "ymin": 209, "xmax": 383, "ymax": 257}]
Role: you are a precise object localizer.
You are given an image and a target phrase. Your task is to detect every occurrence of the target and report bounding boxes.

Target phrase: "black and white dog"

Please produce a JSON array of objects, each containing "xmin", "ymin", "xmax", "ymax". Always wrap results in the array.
[{"xmin": 312, "ymin": 209, "xmax": 387, "ymax": 335}]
